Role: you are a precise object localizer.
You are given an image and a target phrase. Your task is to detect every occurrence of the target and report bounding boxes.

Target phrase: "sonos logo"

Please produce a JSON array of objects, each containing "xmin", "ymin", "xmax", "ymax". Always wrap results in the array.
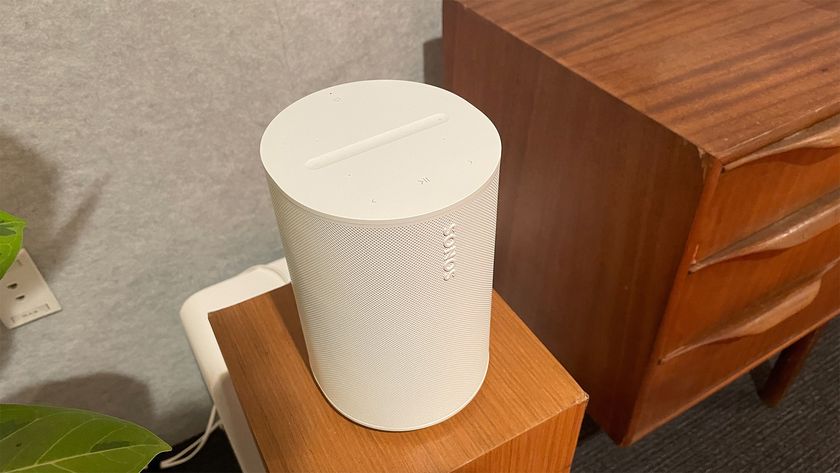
[{"xmin": 443, "ymin": 223, "xmax": 457, "ymax": 281}]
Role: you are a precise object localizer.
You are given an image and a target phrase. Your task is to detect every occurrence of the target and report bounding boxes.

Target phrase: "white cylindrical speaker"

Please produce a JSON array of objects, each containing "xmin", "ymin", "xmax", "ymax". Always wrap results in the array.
[{"xmin": 260, "ymin": 80, "xmax": 501, "ymax": 431}]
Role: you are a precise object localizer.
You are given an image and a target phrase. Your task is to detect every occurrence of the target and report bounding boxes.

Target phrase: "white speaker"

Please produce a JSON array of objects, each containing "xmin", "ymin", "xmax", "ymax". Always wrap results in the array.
[{"xmin": 260, "ymin": 80, "xmax": 501, "ymax": 431}]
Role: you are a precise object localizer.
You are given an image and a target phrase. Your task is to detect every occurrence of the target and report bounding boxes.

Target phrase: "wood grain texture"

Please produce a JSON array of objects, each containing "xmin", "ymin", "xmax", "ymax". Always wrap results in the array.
[
  {"xmin": 664, "ymin": 258, "xmax": 839, "ymax": 361},
  {"xmin": 693, "ymin": 147, "xmax": 840, "ymax": 262},
  {"xmin": 727, "ymin": 113, "xmax": 840, "ymax": 170},
  {"xmin": 635, "ymin": 262, "xmax": 840, "ymax": 442},
  {"xmin": 446, "ymin": 0, "xmax": 840, "ymax": 446},
  {"xmin": 453, "ymin": 406, "xmax": 585, "ymax": 473},
  {"xmin": 659, "ymin": 224, "xmax": 840, "ymax": 359},
  {"xmin": 444, "ymin": 0, "xmax": 704, "ymax": 443},
  {"xmin": 456, "ymin": 0, "xmax": 840, "ymax": 162},
  {"xmin": 690, "ymin": 188, "xmax": 840, "ymax": 271},
  {"xmin": 209, "ymin": 286, "xmax": 587, "ymax": 473}
]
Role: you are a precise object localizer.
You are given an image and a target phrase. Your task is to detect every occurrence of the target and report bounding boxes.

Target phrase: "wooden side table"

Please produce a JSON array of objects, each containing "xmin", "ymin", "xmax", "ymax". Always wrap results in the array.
[{"xmin": 209, "ymin": 285, "xmax": 587, "ymax": 473}]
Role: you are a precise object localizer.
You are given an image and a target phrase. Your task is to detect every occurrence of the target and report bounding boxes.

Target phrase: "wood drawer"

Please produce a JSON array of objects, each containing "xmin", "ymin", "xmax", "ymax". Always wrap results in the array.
[
  {"xmin": 638, "ymin": 260, "xmax": 840, "ymax": 436},
  {"xmin": 693, "ymin": 142, "xmax": 840, "ymax": 264},
  {"xmin": 660, "ymin": 224, "xmax": 840, "ymax": 361}
]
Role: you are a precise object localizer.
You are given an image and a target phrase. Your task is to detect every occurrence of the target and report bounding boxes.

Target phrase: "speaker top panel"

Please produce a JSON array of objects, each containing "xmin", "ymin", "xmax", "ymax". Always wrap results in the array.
[{"xmin": 261, "ymin": 80, "xmax": 501, "ymax": 224}]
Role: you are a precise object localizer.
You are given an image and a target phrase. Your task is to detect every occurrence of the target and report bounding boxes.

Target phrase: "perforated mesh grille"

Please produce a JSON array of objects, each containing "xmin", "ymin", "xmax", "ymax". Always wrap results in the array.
[{"xmin": 267, "ymin": 170, "xmax": 498, "ymax": 430}]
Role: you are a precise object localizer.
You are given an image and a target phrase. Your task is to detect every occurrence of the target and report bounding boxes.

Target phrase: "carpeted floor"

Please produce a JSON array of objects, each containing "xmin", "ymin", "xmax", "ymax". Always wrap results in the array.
[
  {"xmin": 573, "ymin": 318, "xmax": 839, "ymax": 472},
  {"xmin": 150, "ymin": 319, "xmax": 839, "ymax": 472}
]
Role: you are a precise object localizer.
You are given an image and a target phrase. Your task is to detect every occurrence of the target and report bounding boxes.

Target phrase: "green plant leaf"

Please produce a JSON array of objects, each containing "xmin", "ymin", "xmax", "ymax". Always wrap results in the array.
[
  {"xmin": 0, "ymin": 404, "xmax": 170, "ymax": 473},
  {"xmin": 0, "ymin": 211, "xmax": 26, "ymax": 280}
]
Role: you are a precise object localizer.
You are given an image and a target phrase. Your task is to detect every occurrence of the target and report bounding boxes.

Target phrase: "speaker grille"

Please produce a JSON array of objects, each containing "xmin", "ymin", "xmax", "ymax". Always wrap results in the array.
[{"xmin": 268, "ymin": 170, "xmax": 498, "ymax": 430}]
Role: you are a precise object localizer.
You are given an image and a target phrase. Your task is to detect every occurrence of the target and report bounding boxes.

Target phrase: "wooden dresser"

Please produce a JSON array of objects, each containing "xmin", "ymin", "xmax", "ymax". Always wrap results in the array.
[{"xmin": 443, "ymin": 0, "xmax": 840, "ymax": 445}]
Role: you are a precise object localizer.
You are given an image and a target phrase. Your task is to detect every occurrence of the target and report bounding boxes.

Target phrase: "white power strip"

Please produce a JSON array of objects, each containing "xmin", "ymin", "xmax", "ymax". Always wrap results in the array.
[{"xmin": 0, "ymin": 248, "xmax": 62, "ymax": 329}]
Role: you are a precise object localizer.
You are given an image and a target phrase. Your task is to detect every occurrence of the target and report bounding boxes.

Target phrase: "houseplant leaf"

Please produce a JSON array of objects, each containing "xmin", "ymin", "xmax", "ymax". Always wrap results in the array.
[
  {"xmin": 0, "ymin": 211, "xmax": 25, "ymax": 280},
  {"xmin": 0, "ymin": 404, "xmax": 170, "ymax": 473}
]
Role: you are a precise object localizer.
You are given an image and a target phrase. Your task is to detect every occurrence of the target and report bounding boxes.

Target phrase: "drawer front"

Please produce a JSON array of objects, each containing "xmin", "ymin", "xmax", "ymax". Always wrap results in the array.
[
  {"xmin": 660, "ymin": 223, "xmax": 840, "ymax": 360},
  {"xmin": 637, "ymin": 261, "xmax": 840, "ymax": 436},
  {"xmin": 693, "ymin": 146, "xmax": 840, "ymax": 264}
]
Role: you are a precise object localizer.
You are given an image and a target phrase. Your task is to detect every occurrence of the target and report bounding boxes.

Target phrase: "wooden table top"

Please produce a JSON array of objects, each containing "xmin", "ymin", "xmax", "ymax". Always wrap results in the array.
[
  {"xmin": 209, "ymin": 285, "xmax": 587, "ymax": 473},
  {"xmin": 449, "ymin": 0, "xmax": 840, "ymax": 162}
]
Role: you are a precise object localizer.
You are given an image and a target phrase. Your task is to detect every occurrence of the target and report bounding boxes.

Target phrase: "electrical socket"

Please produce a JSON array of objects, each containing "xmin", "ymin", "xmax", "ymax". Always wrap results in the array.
[{"xmin": 0, "ymin": 248, "xmax": 61, "ymax": 329}]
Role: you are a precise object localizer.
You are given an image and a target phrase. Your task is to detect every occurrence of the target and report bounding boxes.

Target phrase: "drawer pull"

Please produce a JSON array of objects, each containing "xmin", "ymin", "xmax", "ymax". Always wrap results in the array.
[
  {"xmin": 690, "ymin": 188, "xmax": 840, "ymax": 272},
  {"xmin": 725, "ymin": 114, "xmax": 840, "ymax": 171},
  {"xmin": 662, "ymin": 258, "xmax": 838, "ymax": 362}
]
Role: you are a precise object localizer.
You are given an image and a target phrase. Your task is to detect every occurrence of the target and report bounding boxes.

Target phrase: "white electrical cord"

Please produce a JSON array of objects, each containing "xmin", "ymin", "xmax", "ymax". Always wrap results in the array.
[{"xmin": 159, "ymin": 406, "xmax": 222, "ymax": 469}]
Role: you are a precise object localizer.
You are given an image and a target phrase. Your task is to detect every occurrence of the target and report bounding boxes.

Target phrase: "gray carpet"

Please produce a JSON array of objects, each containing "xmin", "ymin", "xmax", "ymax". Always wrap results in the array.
[{"xmin": 574, "ymin": 318, "xmax": 840, "ymax": 472}]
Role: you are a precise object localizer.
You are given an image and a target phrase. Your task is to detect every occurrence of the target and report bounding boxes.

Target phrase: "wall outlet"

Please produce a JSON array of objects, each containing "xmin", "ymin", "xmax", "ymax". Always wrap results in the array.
[{"xmin": 0, "ymin": 248, "xmax": 61, "ymax": 329}]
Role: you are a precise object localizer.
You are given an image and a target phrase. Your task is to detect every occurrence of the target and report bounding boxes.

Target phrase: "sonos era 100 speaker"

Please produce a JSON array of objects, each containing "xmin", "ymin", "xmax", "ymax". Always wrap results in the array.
[{"xmin": 260, "ymin": 80, "xmax": 501, "ymax": 431}]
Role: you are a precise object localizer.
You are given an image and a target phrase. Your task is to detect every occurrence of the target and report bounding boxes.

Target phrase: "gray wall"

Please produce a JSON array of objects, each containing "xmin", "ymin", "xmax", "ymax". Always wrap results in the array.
[{"xmin": 0, "ymin": 0, "xmax": 442, "ymax": 443}]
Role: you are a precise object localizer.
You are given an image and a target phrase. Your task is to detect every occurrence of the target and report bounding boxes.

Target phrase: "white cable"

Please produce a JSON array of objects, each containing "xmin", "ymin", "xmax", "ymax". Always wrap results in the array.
[{"xmin": 159, "ymin": 406, "xmax": 222, "ymax": 469}]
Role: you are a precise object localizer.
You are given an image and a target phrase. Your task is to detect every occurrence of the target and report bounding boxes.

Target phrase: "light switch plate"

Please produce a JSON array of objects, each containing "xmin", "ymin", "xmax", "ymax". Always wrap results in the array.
[{"xmin": 0, "ymin": 248, "xmax": 61, "ymax": 329}]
